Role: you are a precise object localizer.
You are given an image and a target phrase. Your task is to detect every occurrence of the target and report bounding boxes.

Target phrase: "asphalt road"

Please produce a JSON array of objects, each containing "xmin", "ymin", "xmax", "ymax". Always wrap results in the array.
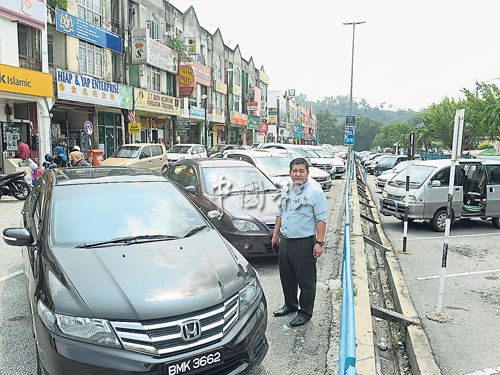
[
  {"xmin": 0, "ymin": 176, "xmax": 347, "ymax": 375},
  {"xmin": 366, "ymin": 173, "xmax": 500, "ymax": 375}
]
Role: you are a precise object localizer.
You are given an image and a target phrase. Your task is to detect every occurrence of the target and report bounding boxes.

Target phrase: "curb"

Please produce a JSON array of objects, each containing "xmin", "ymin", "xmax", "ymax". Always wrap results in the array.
[{"xmin": 361, "ymin": 175, "xmax": 441, "ymax": 375}]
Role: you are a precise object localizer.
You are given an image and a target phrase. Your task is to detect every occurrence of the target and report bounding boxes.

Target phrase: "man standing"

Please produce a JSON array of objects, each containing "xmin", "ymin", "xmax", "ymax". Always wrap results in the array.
[
  {"xmin": 271, "ymin": 157, "xmax": 327, "ymax": 326},
  {"xmin": 17, "ymin": 139, "xmax": 30, "ymax": 162},
  {"xmin": 237, "ymin": 138, "xmax": 245, "ymax": 148}
]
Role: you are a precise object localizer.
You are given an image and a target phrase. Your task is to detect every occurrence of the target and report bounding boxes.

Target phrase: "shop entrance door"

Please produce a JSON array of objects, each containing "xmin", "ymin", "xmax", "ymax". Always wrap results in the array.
[{"xmin": 105, "ymin": 127, "xmax": 115, "ymax": 159}]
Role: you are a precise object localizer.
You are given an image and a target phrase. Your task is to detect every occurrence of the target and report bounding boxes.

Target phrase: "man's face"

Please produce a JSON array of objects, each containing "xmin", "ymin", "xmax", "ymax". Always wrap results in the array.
[{"xmin": 290, "ymin": 163, "xmax": 309, "ymax": 185}]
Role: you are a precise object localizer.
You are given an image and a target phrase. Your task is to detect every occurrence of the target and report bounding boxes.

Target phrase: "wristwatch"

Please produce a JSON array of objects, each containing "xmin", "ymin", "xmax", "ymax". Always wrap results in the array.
[{"xmin": 316, "ymin": 240, "xmax": 325, "ymax": 246}]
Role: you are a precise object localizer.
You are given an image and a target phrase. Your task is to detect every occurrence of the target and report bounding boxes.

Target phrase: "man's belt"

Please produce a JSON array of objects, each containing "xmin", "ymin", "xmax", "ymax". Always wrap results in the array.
[{"xmin": 280, "ymin": 233, "xmax": 314, "ymax": 241}]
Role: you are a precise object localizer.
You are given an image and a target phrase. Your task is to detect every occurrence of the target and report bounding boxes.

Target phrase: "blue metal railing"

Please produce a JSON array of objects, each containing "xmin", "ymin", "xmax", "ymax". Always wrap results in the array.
[{"xmin": 339, "ymin": 152, "xmax": 357, "ymax": 375}]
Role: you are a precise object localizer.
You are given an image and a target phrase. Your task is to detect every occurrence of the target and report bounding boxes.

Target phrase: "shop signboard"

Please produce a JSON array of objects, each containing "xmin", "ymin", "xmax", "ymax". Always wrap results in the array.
[
  {"xmin": 190, "ymin": 106, "xmax": 205, "ymax": 120},
  {"xmin": 178, "ymin": 65, "xmax": 196, "ymax": 97},
  {"xmin": 56, "ymin": 9, "xmax": 122, "ymax": 53},
  {"xmin": 259, "ymin": 122, "xmax": 268, "ymax": 132},
  {"xmin": 247, "ymin": 117, "xmax": 259, "ymax": 130},
  {"xmin": 259, "ymin": 70, "xmax": 269, "ymax": 85},
  {"xmin": 180, "ymin": 56, "xmax": 211, "ymax": 87},
  {"xmin": 230, "ymin": 111, "xmax": 248, "ymax": 126},
  {"xmin": 233, "ymin": 84, "xmax": 241, "ymax": 97},
  {"xmin": 268, "ymin": 108, "xmax": 277, "ymax": 125},
  {"xmin": 294, "ymin": 131, "xmax": 302, "ymax": 138},
  {"xmin": 215, "ymin": 81, "xmax": 227, "ymax": 95},
  {"xmin": 128, "ymin": 123, "xmax": 141, "ymax": 134},
  {"xmin": 133, "ymin": 89, "xmax": 180, "ymax": 116},
  {"xmin": 247, "ymin": 102, "xmax": 258, "ymax": 111},
  {"xmin": 178, "ymin": 120, "xmax": 191, "ymax": 129},
  {"xmin": 57, "ymin": 69, "xmax": 132, "ymax": 109},
  {"xmin": 0, "ymin": 63, "xmax": 53, "ymax": 97},
  {"xmin": 131, "ymin": 29, "xmax": 177, "ymax": 74},
  {"xmin": 2, "ymin": 0, "xmax": 46, "ymax": 29},
  {"xmin": 188, "ymin": 38, "xmax": 196, "ymax": 55}
]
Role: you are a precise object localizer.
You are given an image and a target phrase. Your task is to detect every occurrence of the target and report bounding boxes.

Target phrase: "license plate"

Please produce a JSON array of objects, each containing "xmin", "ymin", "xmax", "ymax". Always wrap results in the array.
[{"xmin": 164, "ymin": 348, "xmax": 224, "ymax": 375}]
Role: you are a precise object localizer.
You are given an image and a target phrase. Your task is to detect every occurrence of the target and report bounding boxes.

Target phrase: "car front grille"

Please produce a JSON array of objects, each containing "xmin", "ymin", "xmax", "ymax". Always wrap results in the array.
[
  {"xmin": 314, "ymin": 176, "xmax": 330, "ymax": 183},
  {"xmin": 111, "ymin": 294, "xmax": 239, "ymax": 357},
  {"xmin": 386, "ymin": 193, "xmax": 405, "ymax": 202},
  {"xmin": 381, "ymin": 198, "xmax": 405, "ymax": 214},
  {"xmin": 311, "ymin": 163, "xmax": 330, "ymax": 172}
]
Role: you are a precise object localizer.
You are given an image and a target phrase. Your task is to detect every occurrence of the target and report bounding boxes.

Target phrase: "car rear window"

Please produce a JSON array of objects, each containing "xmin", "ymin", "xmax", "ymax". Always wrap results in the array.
[
  {"xmin": 51, "ymin": 182, "xmax": 206, "ymax": 247},
  {"xmin": 112, "ymin": 146, "xmax": 140, "ymax": 158}
]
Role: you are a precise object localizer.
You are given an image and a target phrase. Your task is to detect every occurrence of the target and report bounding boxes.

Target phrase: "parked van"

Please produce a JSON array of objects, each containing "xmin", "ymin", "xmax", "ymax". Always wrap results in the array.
[
  {"xmin": 99, "ymin": 143, "xmax": 167, "ymax": 173},
  {"xmin": 380, "ymin": 159, "xmax": 500, "ymax": 231}
]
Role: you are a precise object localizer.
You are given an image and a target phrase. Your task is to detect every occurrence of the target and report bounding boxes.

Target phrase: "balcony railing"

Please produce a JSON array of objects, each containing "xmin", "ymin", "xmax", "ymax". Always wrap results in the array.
[
  {"xmin": 111, "ymin": 17, "xmax": 123, "ymax": 35},
  {"xmin": 19, "ymin": 56, "xmax": 42, "ymax": 72}
]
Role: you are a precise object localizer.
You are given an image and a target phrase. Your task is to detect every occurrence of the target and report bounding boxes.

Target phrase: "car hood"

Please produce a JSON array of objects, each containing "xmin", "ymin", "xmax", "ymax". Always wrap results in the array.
[
  {"xmin": 52, "ymin": 230, "xmax": 245, "ymax": 320},
  {"xmin": 100, "ymin": 158, "xmax": 134, "ymax": 167},
  {"xmin": 167, "ymin": 153, "xmax": 189, "ymax": 160},
  {"xmin": 218, "ymin": 193, "xmax": 279, "ymax": 224}
]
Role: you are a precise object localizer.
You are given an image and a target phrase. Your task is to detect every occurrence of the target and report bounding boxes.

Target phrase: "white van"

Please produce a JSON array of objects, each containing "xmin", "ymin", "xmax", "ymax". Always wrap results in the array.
[{"xmin": 380, "ymin": 159, "xmax": 500, "ymax": 231}]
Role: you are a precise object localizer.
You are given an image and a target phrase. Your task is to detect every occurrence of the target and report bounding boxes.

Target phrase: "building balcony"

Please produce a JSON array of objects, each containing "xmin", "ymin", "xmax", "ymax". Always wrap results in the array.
[{"xmin": 19, "ymin": 55, "xmax": 42, "ymax": 72}]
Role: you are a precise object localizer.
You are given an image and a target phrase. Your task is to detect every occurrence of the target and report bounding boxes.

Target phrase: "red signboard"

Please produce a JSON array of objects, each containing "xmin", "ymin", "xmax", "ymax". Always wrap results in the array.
[
  {"xmin": 259, "ymin": 122, "xmax": 268, "ymax": 132},
  {"xmin": 180, "ymin": 55, "xmax": 211, "ymax": 87},
  {"xmin": 178, "ymin": 65, "xmax": 196, "ymax": 97}
]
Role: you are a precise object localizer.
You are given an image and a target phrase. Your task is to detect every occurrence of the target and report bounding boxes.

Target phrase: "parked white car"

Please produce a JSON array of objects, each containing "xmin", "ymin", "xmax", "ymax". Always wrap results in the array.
[{"xmin": 167, "ymin": 144, "xmax": 207, "ymax": 169}]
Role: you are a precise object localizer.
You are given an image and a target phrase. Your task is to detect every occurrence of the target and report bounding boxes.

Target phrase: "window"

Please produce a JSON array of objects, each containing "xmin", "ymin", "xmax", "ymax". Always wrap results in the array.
[
  {"xmin": 151, "ymin": 145, "xmax": 162, "ymax": 156},
  {"xmin": 147, "ymin": 66, "xmax": 161, "ymax": 92},
  {"xmin": 47, "ymin": 34, "xmax": 54, "ymax": 67},
  {"xmin": 166, "ymin": 72, "xmax": 175, "ymax": 96},
  {"xmin": 215, "ymin": 55, "xmax": 222, "ymax": 82},
  {"xmin": 78, "ymin": 0, "xmax": 101, "ymax": 26},
  {"xmin": 215, "ymin": 92, "xmax": 224, "ymax": 108},
  {"xmin": 112, "ymin": 53, "xmax": 121, "ymax": 82},
  {"xmin": 168, "ymin": 165, "xmax": 187, "ymax": 184},
  {"xmin": 146, "ymin": 14, "xmax": 160, "ymax": 41},
  {"xmin": 18, "ymin": 24, "xmax": 41, "ymax": 71},
  {"xmin": 182, "ymin": 166, "xmax": 198, "ymax": 189},
  {"xmin": 79, "ymin": 41, "xmax": 103, "ymax": 77},
  {"xmin": 234, "ymin": 68, "xmax": 241, "ymax": 87},
  {"xmin": 140, "ymin": 146, "xmax": 152, "ymax": 159}
]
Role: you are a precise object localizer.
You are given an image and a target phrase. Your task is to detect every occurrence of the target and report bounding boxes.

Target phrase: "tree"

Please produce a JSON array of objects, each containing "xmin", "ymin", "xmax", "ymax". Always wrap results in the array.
[
  {"xmin": 316, "ymin": 109, "xmax": 340, "ymax": 144},
  {"xmin": 353, "ymin": 116, "xmax": 383, "ymax": 151},
  {"xmin": 421, "ymin": 96, "xmax": 463, "ymax": 149}
]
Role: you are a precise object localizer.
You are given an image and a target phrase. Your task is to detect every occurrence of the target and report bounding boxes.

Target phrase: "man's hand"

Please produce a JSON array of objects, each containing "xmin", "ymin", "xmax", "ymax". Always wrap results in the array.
[
  {"xmin": 272, "ymin": 233, "xmax": 279, "ymax": 247},
  {"xmin": 313, "ymin": 244, "xmax": 324, "ymax": 258}
]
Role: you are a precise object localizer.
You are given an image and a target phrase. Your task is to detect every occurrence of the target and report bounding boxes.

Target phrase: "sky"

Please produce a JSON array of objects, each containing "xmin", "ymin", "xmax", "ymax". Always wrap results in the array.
[{"xmin": 170, "ymin": 0, "xmax": 500, "ymax": 112}]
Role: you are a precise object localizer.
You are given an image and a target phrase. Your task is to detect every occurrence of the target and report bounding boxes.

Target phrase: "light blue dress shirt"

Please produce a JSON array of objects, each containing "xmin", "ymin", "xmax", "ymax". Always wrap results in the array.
[{"xmin": 277, "ymin": 179, "xmax": 327, "ymax": 239}]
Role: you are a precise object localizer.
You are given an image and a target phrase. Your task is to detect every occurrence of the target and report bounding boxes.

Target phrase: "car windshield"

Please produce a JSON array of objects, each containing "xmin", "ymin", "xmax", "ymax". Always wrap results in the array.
[
  {"xmin": 314, "ymin": 149, "xmax": 333, "ymax": 158},
  {"xmin": 288, "ymin": 147, "xmax": 309, "ymax": 158},
  {"xmin": 388, "ymin": 165, "xmax": 436, "ymax": 188},
  {"xmin": 254, "ymin": 157, "xmax": 291, "ymax": 176},
  {"xmin": 169, "ymin": 145, "xmax": 191, "ymax": 154},
  {"xmin": 378, "ymin": 157, "xmax": 397, "ymax": 166},
  {"xmin": 111, "ymin": 146, "xmax": 140, "ymax": 159},
  {"xmin": 202, "ymin": 166, "xmax": 277, "ymax": 195},
  {"xmin": 51, "ymin": 182, "xmax": 206, "ymax": 247},
  {"xmin": 304, "ymin": 149, "xmax": 320, "ymax": 158}
]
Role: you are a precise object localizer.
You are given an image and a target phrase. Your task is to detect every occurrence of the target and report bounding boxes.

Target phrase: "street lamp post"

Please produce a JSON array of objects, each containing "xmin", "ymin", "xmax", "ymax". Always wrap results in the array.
[
  {"xmin": 201, "ymin": 94, "xmax": 208, "ymax": 148},
  {"xmin": 343, "ymin": 21, "xmax": 365, "ymax": 168}
]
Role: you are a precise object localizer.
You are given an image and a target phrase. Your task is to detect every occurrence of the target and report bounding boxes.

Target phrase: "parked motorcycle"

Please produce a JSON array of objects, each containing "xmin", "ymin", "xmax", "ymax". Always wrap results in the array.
[{"xmin": 0, "ymin": 171, "xmax": 31, "ymax": 201}]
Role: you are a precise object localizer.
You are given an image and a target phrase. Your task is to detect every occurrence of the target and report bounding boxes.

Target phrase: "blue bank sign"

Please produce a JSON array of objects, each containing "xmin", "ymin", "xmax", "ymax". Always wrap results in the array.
[
  {"xmin": 344, "ymin": 115, "xmax": 355, "ymax": 145},
  {"xmin": 56, "ymin": 9, "xmax": 122, "ymax": 53}
]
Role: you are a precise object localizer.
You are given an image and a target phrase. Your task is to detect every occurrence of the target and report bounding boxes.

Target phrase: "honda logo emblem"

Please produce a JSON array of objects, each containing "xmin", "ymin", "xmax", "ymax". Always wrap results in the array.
[{"xmin": 180, "ymin": 319, "xmax": 201, "ymax": 341}]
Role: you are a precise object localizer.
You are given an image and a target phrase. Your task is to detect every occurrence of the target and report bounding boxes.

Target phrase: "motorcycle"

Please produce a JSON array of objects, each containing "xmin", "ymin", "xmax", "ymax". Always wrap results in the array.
[{"xmin": 0, "ymin": 171, "xmax": 31, "ymax": 201}]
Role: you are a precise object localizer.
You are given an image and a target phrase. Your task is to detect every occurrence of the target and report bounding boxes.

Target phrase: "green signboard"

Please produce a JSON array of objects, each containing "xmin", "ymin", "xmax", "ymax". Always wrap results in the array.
[{"xmin": 247, "ymin": 117, "xmax": 260, "ymax": 130}]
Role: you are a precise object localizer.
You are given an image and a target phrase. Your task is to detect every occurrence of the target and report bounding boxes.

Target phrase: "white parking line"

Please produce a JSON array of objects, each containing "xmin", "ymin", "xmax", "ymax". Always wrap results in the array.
[
  {"xmin": 463, "ymin": 365, "xmax": 500, "ymax": 375},
  {"xmin": 416, "ymin": 269, "xmax": 500, "ymax": 281},
  {"xmin": 0, "ymin": 270, "xmax": 23, "ymax": 282},
  {"xmin": 409, "ymin": 232, "xmax": 500, "ymax": 241}
]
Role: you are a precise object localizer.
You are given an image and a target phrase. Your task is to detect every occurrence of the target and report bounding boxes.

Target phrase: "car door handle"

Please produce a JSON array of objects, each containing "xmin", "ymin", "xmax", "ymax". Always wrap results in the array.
[
  {"xmin": 455, "ymin": 188, "xmax": 460, "ymax": 191},
  {"xmin": 491, "ymin": 187, "xmax": 495, "ymax": 193}
]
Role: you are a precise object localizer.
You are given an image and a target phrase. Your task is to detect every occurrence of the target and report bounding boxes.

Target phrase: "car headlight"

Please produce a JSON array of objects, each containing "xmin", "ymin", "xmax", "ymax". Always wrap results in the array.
[
  {"xmin": 233, "ymin": 219, "xmax": 259, "ymax": 231},
  {"xmin": 239, "ymin": 278, "xmax": 262, "ymax": 316},
  {"xmin": 382, "ymin": 191, "xmax": 388, "ymax": 198},
  {"xmin": 37, "ymin": 300, "xmax": 121, "ymax": 348},
  {"xmin": 408, "ymin": 195, "xmax": 417, "ymax": 204}
]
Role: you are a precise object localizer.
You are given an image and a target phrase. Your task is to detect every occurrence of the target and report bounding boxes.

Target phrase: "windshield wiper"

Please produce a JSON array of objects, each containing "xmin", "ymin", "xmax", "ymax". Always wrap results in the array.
[
  {"xmin": 75, "ymin": 235, "xmax": 180, "ymax": 248},
  {"xmin": 182, "ymin": 225, "xmax": 208, "ymax": 238}
]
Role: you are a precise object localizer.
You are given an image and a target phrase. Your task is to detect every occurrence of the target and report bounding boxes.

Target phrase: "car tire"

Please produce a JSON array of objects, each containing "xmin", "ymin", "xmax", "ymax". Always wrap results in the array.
[
  {"xmin": 493, "ymin": 217, "xmax": 500, "ymax": 229},
  {"xmin": 431, "ymin": 208, "xmax": 454, "ymax": 232}
]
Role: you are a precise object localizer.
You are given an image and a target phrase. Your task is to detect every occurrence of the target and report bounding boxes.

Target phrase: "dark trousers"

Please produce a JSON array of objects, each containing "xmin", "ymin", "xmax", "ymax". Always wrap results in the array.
[{"xmin": 279, "ymin": 235, "xmax": 317, "ymax": 318}]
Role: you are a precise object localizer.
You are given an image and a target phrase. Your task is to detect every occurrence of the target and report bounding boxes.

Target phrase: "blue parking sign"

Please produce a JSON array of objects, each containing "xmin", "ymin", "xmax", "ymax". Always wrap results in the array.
[{"xmin": 344, "ymin": 116, "xmax": 355, "ymax": 145}]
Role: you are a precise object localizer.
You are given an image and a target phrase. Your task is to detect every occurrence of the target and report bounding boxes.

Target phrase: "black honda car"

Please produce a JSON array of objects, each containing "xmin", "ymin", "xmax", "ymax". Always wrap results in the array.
[{"xmin": 3, "ymin": 167, "xmax": 267, "ymax": 375}]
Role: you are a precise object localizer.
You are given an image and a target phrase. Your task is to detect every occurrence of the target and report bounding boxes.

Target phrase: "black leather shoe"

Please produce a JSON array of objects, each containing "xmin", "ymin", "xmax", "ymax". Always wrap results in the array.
[
  {"xmin": 273, "ymin": 306, "xmax": 296, "ymax": 317},
  {"xmin": 289, "ymin": 315, "xmax": 310, "ymax": 327}
]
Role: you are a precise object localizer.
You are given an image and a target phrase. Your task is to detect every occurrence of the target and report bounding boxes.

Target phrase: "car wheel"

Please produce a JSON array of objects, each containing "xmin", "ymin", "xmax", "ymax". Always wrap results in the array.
[
  {"xmin": 493, "ymin": 217, "xmax": 500, "ymax": 229},
  {"xmin": 431, "ymin": 208, "xmax": 453, "ymax": 232}
]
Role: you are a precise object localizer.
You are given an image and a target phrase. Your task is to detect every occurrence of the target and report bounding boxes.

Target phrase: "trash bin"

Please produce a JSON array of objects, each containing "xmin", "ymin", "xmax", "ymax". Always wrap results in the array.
[{"xmin": 90, "ymin": 149, "xmax": 105, "ymax": 166}]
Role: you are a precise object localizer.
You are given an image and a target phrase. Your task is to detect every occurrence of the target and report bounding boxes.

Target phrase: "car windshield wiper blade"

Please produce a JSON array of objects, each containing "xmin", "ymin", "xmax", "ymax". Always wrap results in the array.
[
  {"xmin": 75, "ymin": 235, "xmax": 180, "ymax": 248},
  {"xmin": 182, "ymin": 225, "xmax": 208, "ymax": 238},
  {"xmin": 263, "ymin": 188, "xmax": 280, "ymax": 192}
]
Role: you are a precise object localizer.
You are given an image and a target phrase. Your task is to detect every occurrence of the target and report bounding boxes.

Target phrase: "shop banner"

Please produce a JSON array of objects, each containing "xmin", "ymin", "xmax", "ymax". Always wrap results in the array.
[
  {"xmin": 215, "ymin": 81, "xmax": 227, "ymax": 95},
  {"xmin": 134, "ymin": 89, "xmax": 180, "ymax": 116},
  {"xmin": 190, "ymin": 106, "xmax": 205, "ymax": 120},
  {"xmin": 230, "ymin": 111, "xmax": 248, "ymax": 126},
  {"xmin": 259, "ymin": 70, "xmax": 269, "ymax": 85},
  {"xmin": 1, "ymin": 0, "xmax": 46, "ymax": 30},
  {"xmin": 247, "ymin": 117, "xmax": 259, "ymax": 130},
  {"xmin": 178, "ymin": 65, "xmax": 196, "ymax": 97},
  {"xmin": 180, "ymin": 56, "xmax": 211, "ymax": 87},
  {"xmin": 247, "ymin": 102, "xmax": 258, "ymax": 111},
  {"xmin": 259, "ymin": 122, "xmax": 268, "ymax": 132},
  {"xmin": 233, "ymin": 84, "xmax": 241, "ymax": 97},
  {"xmin": 56, "ymin": 9, "xmax": 122, "ymax": 53},
  {"xmin": 0, "ymin": 63, "xmax": 53, "ymax": 97},
  {"xmin": 57, "ymin": 69, "xmax": 132, "ymax": 109},
  {"xmin": 131, "ymin": 29, "xmax": 177, "ymax": 74}
]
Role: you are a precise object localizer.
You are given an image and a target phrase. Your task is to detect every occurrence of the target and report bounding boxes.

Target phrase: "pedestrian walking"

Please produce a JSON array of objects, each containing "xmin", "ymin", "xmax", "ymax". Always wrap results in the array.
[
  {"xmin": 271, "ymin": 157, "xmax": 327, "ymax": 326},
  {"xmin": 53, "ymin": 146, "xmax": 67, "ymax": 167}
]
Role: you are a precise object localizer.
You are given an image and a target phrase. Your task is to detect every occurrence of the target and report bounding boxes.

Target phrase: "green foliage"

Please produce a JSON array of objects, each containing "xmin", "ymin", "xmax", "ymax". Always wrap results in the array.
[
  {"xmin": 171, "ymin": 37, "xmax": 191, "ymax": 61},
  {"xmin": 478, "ymin": 142, "xmax": 494, "ymax": 149},
  {"xmin": 48, "ymin": 0, "xmax": 67, "ymax": 9},
  {"xmin": 373, "ymin": 122, "xmax": 414, "ymax": 149}
]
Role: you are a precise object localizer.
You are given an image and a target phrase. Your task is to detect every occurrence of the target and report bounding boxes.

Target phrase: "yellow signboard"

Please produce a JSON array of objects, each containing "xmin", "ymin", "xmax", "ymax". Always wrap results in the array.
[
  {"xmin": 128, "ymin": 123, "xmax": 141, "ymax": 134},
  {"xmin": 133, "ymin": 89, "xmax": 180, "ymax": 116},
  {"xmin": 0, "ymin": 63, "xmax": 53, "ymax": 97}
]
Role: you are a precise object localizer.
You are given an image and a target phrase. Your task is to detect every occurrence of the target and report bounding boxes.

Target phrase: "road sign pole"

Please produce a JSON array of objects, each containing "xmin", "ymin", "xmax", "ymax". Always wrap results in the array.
[{"xmin": 402, "ymin": 131, "xmax": 415, "ymax": 253}]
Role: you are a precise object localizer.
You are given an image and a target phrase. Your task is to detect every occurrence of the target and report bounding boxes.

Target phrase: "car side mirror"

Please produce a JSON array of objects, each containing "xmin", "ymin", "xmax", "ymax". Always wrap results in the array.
[
  {"xmin": 431, "ymin": 180, "xmax": 441, "ymax": 187},
  {"xmin": 207, "ymin": 210, "xmax": 221, "ymax": 224},
  {"xmin": 185, "ymin": 186, "xmax": 197, "ymax": 194},
  {"xmin": 3, "ymin": 228, "xmax": 34, "ymax": 247}
]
